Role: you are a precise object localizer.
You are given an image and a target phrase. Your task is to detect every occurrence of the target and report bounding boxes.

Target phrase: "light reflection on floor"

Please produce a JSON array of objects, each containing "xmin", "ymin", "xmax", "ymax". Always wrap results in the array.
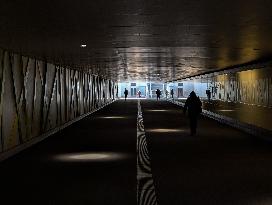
[
  {"xmin": 147, "ymin": 128, "xmax": 186, "ymax": 133},
  {"xmin": 54, "ymin": 152, "xmax": 127, "ymax": 162},
  {"xmin": 99, "ymin": 116, "xmax": 126, "ymax": 119},
  {"xmin": 217, "ymin": 109, "xmax": 235, "ymax": 112},
  {"xmin": 147, "ymin": 109, "xmax": 169, "ymax": 112}
]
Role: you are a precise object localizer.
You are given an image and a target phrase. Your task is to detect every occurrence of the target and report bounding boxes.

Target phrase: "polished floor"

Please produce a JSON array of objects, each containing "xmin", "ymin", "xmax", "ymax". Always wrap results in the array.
[{"xmin": 1, "ymin": 100, "xmax": 272, "ymax": 205}]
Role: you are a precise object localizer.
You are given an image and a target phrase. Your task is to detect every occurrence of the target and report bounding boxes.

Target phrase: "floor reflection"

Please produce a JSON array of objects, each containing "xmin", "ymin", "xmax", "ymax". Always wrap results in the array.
[
  {"xmin": 147, "ymin": 128, "xmax": 185, "ymax": 133},
  {"xmin": 99, "ymin": 116, "xmax": 127, "ymax": 119},
  {"xmin": 54, "ymin": 152, "xmax": 127, "ymax": 162}
]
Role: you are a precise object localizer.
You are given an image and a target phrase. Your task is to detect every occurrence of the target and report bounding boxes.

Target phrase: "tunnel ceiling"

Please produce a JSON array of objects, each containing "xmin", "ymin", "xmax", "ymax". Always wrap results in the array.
[{"xmin": 1, "ymin": 0, "xmax": 272, "ymax": 82}]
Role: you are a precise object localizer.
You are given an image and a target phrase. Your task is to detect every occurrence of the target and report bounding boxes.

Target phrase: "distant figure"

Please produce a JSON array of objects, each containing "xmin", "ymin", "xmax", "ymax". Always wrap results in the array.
[
  {"xmin": 183, "ymin": 91, "xmax": 202, "ymax": 136},
  {"xmin": 124, "ymin": 88, "xmax": 128, "ymax": 101},
  {"xmin": 165, "ymin": 90, "xmax": 169, "ymax": 98},
  {"xmin": 156, "ymin": 89, "xmax": 161, "ymax": 101},
  {"xmin": 138, "ymin": 90, "xmax": 141, "ymax": 98},
  {"xmin": 206, "ymin": 89, "xmax": 211, "ymax": 102},
  {"xmin": 170, "ymin": 89, "xmax": 174, "ymax": 99}
]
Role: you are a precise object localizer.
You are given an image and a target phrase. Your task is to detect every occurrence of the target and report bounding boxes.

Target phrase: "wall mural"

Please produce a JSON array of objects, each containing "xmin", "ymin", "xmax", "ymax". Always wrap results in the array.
[
  {"xmin": 0, "ymin": 48, "xmax": 116, "ymax": 153},
  {"xmin": 206, "ymin": 65, "xmax": 272, "ymax": 107}
]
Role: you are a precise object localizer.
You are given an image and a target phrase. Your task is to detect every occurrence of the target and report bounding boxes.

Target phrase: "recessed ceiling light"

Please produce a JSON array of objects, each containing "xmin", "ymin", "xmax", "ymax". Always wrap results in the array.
[{"xmin": 80, "ymin": 44, "xmax": 87, "ymax": 48}]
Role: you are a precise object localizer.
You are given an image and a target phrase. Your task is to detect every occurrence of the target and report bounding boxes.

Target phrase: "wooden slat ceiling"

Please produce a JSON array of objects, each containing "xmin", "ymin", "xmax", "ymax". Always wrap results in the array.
[{"xmin": 1, "ymin": 0, "xmax": 272, "ymax": 81}]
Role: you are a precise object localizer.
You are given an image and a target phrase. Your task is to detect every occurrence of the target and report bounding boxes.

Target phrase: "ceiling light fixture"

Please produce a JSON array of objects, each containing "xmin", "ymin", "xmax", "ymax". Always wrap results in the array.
[{"xmin": 80, "ymin": 44, "xmax": 87, "ymax": 48}]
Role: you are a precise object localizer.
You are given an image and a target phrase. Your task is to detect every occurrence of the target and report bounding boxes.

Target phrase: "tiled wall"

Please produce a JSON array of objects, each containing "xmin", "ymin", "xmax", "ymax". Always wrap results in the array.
[{"xmin": 0, "ymin": 48, "xmax": 117, "ymax": 153}]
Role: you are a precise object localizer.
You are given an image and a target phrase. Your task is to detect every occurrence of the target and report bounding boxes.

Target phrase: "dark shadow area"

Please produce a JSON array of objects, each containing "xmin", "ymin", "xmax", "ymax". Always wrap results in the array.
[
  {"xmin": 0, "ymin": 100, "xmax": 137, "ymax": 205},
  {"xmin": 142, "ymin": 100, "xmax": 272, "ymax": 205}
]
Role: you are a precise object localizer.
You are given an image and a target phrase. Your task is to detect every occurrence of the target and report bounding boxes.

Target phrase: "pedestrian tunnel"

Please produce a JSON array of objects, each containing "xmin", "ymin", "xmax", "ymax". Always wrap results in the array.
[{"xmin": 1, "ymin": 0, "xmax": 272, "ymax": 203}]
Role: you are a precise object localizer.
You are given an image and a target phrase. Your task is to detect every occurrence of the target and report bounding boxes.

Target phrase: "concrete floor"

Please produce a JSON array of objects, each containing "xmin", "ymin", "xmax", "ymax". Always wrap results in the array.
[
  {"xmin": 1, "ymin": 100, "xmax": 272, "ymax": 205},
  {"xmin": 142, "ymin": 100, "xmax": 272, "ymax": 205},
  {"xmin": 0, "ymin": 100, "xmax": 137, "ymax": 205}
]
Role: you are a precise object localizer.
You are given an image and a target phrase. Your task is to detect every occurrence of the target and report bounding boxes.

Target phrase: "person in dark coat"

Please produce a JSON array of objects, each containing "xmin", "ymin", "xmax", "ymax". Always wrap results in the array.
[
  {"xmin": 156, "ymin": 89, "xmax": 161, "ymax": 101},
  {"xmin": 124, "ymin": 88, "xmax": 128, "ymax": 101},
  {"xmin": 206, "ymin": 89, "xmax": 211, "ymax": 102},
  {"xmin": 183, "ymin": 91, "xmax": 202, "ymax": 136},
  {"xmin": 170, "ymin": 89, "xmax": 174, "ymax": 98}
]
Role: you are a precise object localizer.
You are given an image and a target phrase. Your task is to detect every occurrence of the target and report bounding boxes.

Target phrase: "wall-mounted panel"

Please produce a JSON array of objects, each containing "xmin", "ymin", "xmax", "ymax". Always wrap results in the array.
[
  {"xmin": 207, "ymin": 65, "xmax": 272, "ymax": 107},
  {"xmin": 0, "ymin": 48, "xmax": 116, "ymax": 153}
]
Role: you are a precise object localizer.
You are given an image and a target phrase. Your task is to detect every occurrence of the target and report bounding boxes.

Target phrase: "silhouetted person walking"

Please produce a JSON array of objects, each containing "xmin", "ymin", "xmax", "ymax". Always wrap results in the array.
[
  {"xmin": 156, "ymin": 89, "xmax": 161, "ymax": 101},
  {"xmin": 183, "ymin": 91, "xmax": 202, "ymax": 136},
  {"xmin": 124, "ymin": 88, "xmax": 128, "ymax": 101},
  {"xmin": 138, "ymin": 90, "xmax": 141, "ymax": 98},
  {"xmin": 206, "ymin": 89, "xmax": 211, "ymax": 102},
  {"xmin": 170, "ymin": 89, "xmax": 174, "ymax": 99}
]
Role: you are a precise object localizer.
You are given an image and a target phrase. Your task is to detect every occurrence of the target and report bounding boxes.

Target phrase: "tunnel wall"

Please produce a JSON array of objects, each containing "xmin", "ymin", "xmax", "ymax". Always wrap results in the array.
[
  {"xmin": 0, "ymin": 48, "xmax": 117, "ymax": 153},
  {"xmin": 175, "ymin": 62, "xmax": 272, "ymax": 107},
  {"xmin": 207, "ymin": 64, "xmax": 272, "ymax": 107}
]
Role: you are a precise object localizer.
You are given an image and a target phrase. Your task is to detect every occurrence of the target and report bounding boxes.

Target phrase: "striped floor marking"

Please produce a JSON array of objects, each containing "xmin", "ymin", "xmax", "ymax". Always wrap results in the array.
[{"xmin": 137, "ymin": 100, "xmax": 158, "ymax": 205}]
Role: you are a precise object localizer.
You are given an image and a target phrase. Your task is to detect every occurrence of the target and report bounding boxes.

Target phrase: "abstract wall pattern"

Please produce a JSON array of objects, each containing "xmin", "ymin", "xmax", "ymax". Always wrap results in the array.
[
  {"xmin": 0, "ymin": 48, "xmax": 116, "ymax": 153},
  {"xmin": 206, "ymin": 64, "xmax": 272, "ymax": 107}
]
